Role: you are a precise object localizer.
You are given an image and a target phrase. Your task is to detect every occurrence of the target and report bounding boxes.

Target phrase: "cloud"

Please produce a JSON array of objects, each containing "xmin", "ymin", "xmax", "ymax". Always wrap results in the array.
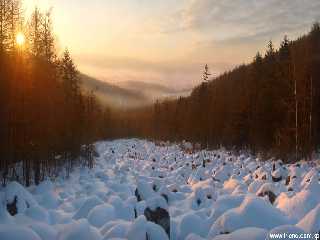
[{"xmin": 168, "ymin": 0, "xmax": 320, "ymax": 41}]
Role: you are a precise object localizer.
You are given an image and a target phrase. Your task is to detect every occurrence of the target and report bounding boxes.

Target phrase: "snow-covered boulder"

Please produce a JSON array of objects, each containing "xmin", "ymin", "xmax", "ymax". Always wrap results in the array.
[
  {"xmin": 0, "ymin": 200, "xmax": 14, "ymax": 224},
  {"xmin": 87, "ymin": 203, "xmax": 116, "ymax": 228},
  {"xmin": 179, "ymin": 213, "xmax": 207, "ymax": 239},
  {"xmin": 144, "ymin": 207, "xmax": 170, "ymax": 238},
  {"xmin": 208, "ymin": 195, "xmax": 289, "ymax": 237},
  {"xmin": 0, "ymin": 225, "xmax": 41, "ymax": 240},
  {"xmin": 296, "ymin": 203, "xmax": 320, "ymax": 234},
  {"xmin": 72, "ymin": 196, "xmax": 103, "ymax": 220},
  {"xmin": 57, "ymin": 219, "xmax": 102, "ymax": 240},
  {"xmin": 208, "ymin": 194, "xmax": 245, "ymax": 223},
  {"xmin": 111, "ymin": 213, "xmax": 168, "ymax": 240},
  {"xmin": 29, "ymin": 222, "xmax": 58, "ymax": 240},
  {"xmin": 108, "ymin": 196, "xmax": 135, "ymax": 221},
  {"xmin": 101, "ymin": 220, "xmax": 131, "ymax": 239},
  {"xmin": 25, "ymin": 205, "xmax": 50, "ymax": 223},
  {"xmin": 276, "ymin": 179, "xmax": 320, "ymax": 222},
  {"xmin": 256, "ymin": 183, "xmax": 277, "ymax": 204},
  {"xmin": 4, "ymin": 181, "xmax": 37, "ymax": 215}
]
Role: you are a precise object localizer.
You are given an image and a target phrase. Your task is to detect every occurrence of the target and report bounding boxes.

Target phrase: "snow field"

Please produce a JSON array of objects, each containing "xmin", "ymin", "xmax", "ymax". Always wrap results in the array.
[{"xmin": 0, "ymin": 139, "xmax": 320, "ymax": 240}]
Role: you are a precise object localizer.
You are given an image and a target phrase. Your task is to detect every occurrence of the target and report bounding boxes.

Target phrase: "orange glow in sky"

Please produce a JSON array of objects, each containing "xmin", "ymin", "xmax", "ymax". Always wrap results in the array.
[{"xmin": 22, "ymin": 0, "xmax": 320, "ymax": 88}]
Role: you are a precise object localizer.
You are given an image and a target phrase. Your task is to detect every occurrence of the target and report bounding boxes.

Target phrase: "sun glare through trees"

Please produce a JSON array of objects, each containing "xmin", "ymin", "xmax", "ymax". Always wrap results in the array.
[{"xmin": 16, "ymin": 32, "xmax": 25, "ymax": 46}]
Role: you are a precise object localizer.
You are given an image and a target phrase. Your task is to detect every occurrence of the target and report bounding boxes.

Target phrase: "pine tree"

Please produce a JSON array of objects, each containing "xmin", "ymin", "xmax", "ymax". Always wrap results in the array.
[
  {"xmin": 265, "ymin": 40, "xmax": 275, "ymax": 58},
  {"xmin": 42, "ymin": 10, "xmax": 55, "ymax": 62},
  {"xmin": 7, "ymin": 0, "xmax": 20, "ymax": 52},
  {"xmin": 0, "ymin": 0, "xmax": 10, "ymax": 52},
  {"xmin": 60, "ymin": 49, "xmax": 80, "ymax": 99},
  {"xmin": 28, "ymin": 7, "xmax": 43, "ymax": 57},
  {"xmin": 202, "ymin": 64, "xmax": 211, "ymax": 82}
]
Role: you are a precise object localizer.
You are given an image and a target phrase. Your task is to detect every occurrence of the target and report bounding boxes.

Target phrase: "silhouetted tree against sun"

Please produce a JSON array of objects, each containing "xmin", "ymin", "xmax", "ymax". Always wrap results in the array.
[{"xmin": 0, "ymin": 1, "xmax": 109, "ymax": 186}]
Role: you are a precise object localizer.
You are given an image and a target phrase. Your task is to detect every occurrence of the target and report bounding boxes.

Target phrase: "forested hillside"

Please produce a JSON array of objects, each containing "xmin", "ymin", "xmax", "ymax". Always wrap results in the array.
[
  {"xmin": 110, "ymin": 24, "xmax": 320, "ymax": 162},
  {"xmin": 0, "ymin": 1, "xmax": 110, "ymax": 186}
]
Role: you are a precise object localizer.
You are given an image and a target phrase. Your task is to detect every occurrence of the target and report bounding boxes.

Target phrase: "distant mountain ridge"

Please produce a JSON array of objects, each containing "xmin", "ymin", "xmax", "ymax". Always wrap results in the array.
[{"xmin": 79, "ymin": 74, "xmax": 191, "ymax": 108}]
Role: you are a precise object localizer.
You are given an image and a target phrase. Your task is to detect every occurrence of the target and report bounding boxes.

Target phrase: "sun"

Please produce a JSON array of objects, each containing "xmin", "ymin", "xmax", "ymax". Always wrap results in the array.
[{"xmin": 16, "ymin": 32, "xmax": 25, "ymax": 46}]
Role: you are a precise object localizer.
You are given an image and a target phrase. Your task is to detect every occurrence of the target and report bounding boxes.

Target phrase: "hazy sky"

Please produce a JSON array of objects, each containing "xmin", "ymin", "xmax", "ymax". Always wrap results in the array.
[{"xmin": 24, "ymin": 0, "xmax": 320, "ymax": 88}]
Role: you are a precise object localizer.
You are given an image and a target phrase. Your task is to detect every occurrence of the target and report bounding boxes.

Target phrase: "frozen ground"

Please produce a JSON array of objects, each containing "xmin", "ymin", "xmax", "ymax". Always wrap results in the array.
[{"xmin": 0, "ymin": 139, "xmax": 320, "ymax": 240}]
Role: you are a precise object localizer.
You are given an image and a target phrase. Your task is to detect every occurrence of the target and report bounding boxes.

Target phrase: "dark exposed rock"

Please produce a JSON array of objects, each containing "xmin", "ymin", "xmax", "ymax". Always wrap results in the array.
[
  {"xmin": 144, "ymin": 207, "xmax": 170, "ymax": 238},
  {"xmin": 7, "ymin": 196, "xmax": 18, "ymax": 216},
  {"xmin": 285, "ymin": 176, "xmax": 291, "ymax": 185},
  {"xmin": 152, "ymin": 184, "xmax": 157, "ymax": 191},
  {"xmin": 272, "ymin": 176, "xmax": 282, "ymax": 182},
  {"xmin": 161, "ymin": 193, "xmax": 168, "ymax": 203},
  {"xmin": 135, "ymin": 188, "xmax": 142, "ymax": 202},
  {"xmin": 212, "ymin": 177, "xmax": 220, "ymax": 182},
  {"xmin": 272, "ymin": 163, "xmax": 276, "ymax": 171},
  {"xmin": 258, "ymin": 191, "xmax": 277, "ymax": 204}
]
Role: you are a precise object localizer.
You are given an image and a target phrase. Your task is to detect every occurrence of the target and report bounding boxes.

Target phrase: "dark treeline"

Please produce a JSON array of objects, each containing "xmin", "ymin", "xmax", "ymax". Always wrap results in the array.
[
  {"xmin": 0, "ymin": 0, "xmax": 109, "ymax": 186},
  {"xmin": 110, "ymin": 24, "xmax": 320, "ymax": 162}
]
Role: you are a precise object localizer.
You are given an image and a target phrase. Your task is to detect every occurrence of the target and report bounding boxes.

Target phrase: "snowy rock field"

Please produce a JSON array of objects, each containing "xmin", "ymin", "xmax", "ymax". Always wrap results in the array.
[{"xmin": 0, "ymin": 139, "xmax": 320, "ymax": 240}]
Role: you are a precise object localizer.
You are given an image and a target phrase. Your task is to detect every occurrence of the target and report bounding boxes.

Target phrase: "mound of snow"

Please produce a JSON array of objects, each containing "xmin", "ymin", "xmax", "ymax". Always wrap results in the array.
[
  {"xmin": 73, "ymin": 196, "xmax": 103, "ymax": 220},
  {"xmin": 29, "ymin": 222, "xmax": 58, "ymax": 240},
  {"xmin": 0, "ymin": 201, "xmax": 14, "ymax": 224},
  {"xmin": 296, "ymin": 203, "xmax": 320, "ymax": 234},
  {"xmin": 34, "ymin": 180, "xmax": 54, "ymax": 194},
  {"xmin": 208, "ymin": 194, "xmax": 245, "ymax": 224},
  {"xmin": 101, "ymin": 220, "xmax": 131, "ymax": 239},
  {"xmin": 276, "ymin": 182, "xmax": 320, "ymax": 221},
  {"xmin": 127, "ymin": 216, "xmax": 148, "ymax": 240},
  {"xmin": 87, "ymin": 203, "xmax": 116, "ymax": 228},
  {"xmin": 0, "ymin": 225, "xmax": 41, "ymax": 240},
  {"xmin": 179, "ymin": 213, "xmax": 207, "ymax": 239},
  {"xmin": 208, "ymin": 195, "xmax": 289, "ymax": 237},
  {"xmin": 4, "ymin": 181, "xmax": 37, "ymax": 214},
  {"xmin": 38, "ymin": 191, "xmax": 62, "ymax": 209},
  {"xmin": 57, "ymin": 219, "xmax": 102, "ymax": 240}
]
